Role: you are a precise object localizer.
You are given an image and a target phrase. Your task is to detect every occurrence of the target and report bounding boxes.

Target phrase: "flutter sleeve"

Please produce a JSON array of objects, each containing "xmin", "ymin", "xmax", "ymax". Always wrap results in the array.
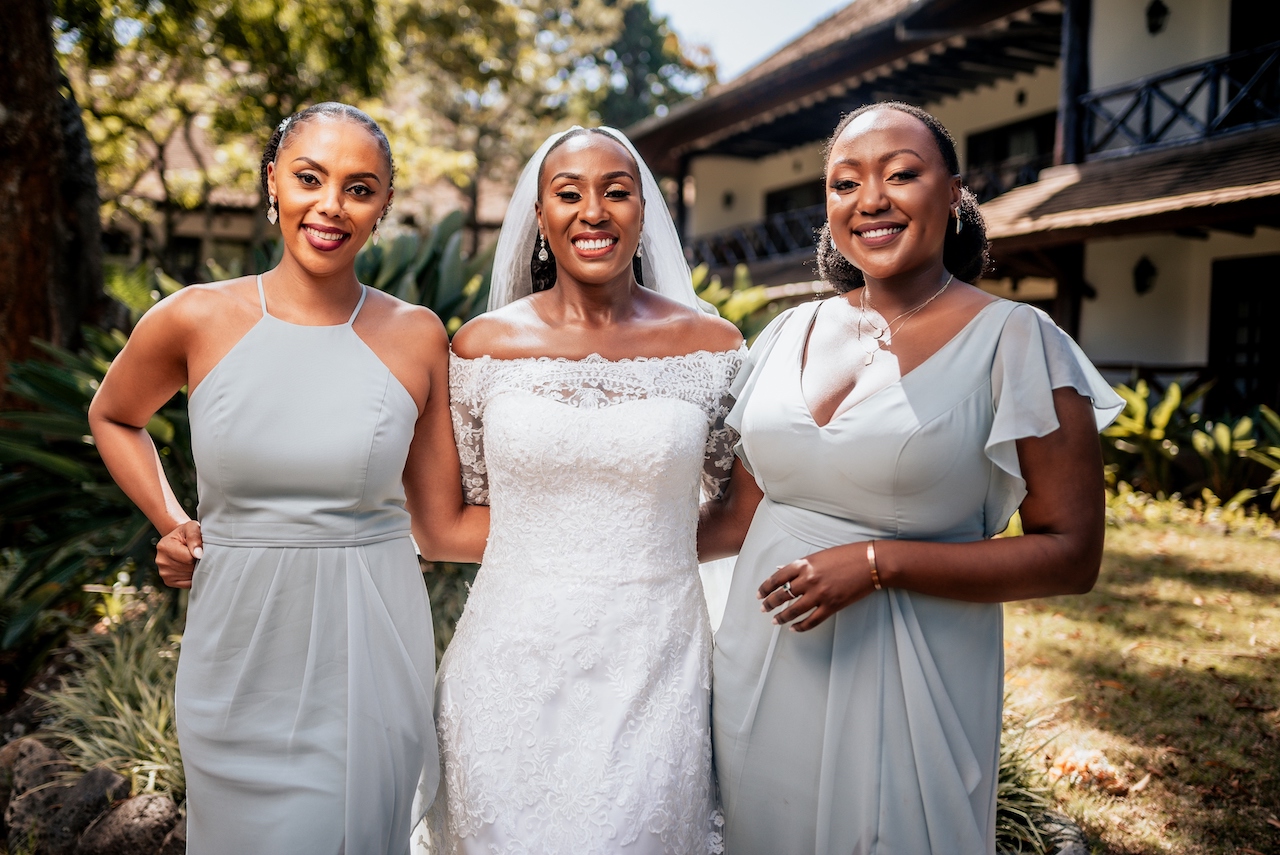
[
  {"xmin": 723, "ymin": 306, "xmax": 801, "ymax": 476},
  {"xmin": 449, "ymin": 354, "xmax": 491, "ymax": 506},
  {"xmin": 701, "ymin": 348, "xmax": 748, "ymax": 501},
  {"xmin": 983, "ymin": 303, "xmax": 1125, "ymax": 535}
]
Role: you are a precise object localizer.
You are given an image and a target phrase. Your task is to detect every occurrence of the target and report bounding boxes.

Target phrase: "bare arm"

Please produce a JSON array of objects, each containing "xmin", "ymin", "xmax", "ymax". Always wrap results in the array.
[
  {"xmin": 403, "ymin": 321, "xmax": 489, "ymax": 563},
  {"xmin": 760, "ymin": 388, "xmax": 1105, "ymax": 630},
  {"xmin": 698, "ymin": 457, "xmax": 764, "ymax": 561},
  {"xmin": 88, "ymin": 295, "xmax": 203, "ymax": 587}
]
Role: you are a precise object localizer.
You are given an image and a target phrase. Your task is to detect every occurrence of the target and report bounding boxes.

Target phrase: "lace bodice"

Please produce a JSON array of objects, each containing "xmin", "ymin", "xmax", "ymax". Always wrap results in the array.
[
  {"xmin": 449, "ymin": 349, "xmax": 744, "ymax": 506},
  {"xmin": 431, "ymin": 348, "xmax": 743, "ymax": 854}
]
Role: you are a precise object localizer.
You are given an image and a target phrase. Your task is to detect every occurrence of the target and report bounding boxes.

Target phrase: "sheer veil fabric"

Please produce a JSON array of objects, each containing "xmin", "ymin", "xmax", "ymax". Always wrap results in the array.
[{"xmin": 486, "ymin": 126, "xmax": 714, "ymax": 315}]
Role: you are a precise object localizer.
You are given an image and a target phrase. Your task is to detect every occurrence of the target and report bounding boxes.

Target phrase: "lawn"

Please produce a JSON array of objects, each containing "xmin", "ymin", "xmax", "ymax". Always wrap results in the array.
[{"xmin": 1005, "ymin": 514, "xmax": 1280, "ymax": 855}]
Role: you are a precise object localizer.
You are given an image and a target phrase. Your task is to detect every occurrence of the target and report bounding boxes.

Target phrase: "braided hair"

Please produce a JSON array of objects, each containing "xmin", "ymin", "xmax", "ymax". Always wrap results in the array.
[
  {"xmin": 530, "ymin": 128, "xmax": 645, "ymax": 293},
  {"xmin": 258, "ymin": 102, "xmax": 395, "ymax": 216},
  {"xmin": 815, "ymin": 101, "xmax": 990, "ymax": 293}
]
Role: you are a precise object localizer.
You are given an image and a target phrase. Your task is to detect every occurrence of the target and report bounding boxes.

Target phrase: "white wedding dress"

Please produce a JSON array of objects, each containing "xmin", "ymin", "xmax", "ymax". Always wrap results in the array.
[{"xmin": 426, "ymin": 349, "xmax": 742, "ymax": 855}]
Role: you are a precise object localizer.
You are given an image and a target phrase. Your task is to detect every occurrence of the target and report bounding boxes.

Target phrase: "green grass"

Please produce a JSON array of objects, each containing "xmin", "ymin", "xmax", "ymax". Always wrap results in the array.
[{"xmin": 1005, "ymin": 515, "xmax": 1280, "ymax": 854}]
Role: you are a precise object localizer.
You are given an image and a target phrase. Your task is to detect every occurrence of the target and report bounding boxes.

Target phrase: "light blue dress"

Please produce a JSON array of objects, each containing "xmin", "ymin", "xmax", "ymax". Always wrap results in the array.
[
  {"xmin": 712, "ymin": 298, "xmax": 1122, "ymax": 855},
  {"xmin": 179, "ymin": 276, "xmax": 439, "ymax": 854}
]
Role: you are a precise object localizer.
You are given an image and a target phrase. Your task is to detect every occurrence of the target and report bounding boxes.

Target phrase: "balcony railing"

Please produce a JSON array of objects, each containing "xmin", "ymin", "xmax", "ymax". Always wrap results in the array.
[
  {"xmin": 964, "ymin": 152, "xmax": 1055, "ymax": 203},
  {"xmin": 1082, "ymin": 39, "xmax": 1280, "ymax": 157},
  {"xmin": 685, "ymin": 204, "xmax": 827, "ymax": 268}
]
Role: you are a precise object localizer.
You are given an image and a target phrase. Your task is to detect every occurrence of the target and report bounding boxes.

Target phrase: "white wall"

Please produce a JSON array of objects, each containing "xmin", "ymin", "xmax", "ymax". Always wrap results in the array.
[
  {"xmin": 1090, "ymin": 0, "xmax": 1230, "ymax": 89},
  {"xmin": 1078, "ymin": 227, "xmax": 1280, "ymax": 366},
  {"xmin": 688, "ymin": 140, "xmax": 826, "ymax": 236},
  {"xmin": 928, "ymin": 64, "xmax": 1062, "ymax": 170}
]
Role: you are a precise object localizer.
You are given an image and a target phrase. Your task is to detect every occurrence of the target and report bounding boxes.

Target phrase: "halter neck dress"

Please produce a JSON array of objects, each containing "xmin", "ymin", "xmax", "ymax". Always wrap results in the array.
[{"xmin": 178, "ymin": 275, "xmax": 439, "ymax": 854}]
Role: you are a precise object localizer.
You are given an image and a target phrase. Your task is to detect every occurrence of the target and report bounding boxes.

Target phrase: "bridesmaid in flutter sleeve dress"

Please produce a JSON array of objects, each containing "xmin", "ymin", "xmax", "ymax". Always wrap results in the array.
[{"xmin": 699, "ymin": 103, "xmax": 1124, "ymax": 855}]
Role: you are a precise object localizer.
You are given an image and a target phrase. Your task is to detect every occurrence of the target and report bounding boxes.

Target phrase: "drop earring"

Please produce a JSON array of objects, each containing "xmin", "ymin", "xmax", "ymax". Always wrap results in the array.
[
  {"xmin": 635, "ymin": 241, "xmax": 643, "ymax": 258},
  {"xmin": 266, "ymin": 197, "xmax": 278, "ymax": 225},
  {"xmin": 537, "ymin": 234, "xmax": 549, "ymax": 262},
  {"xmin": 954, "ymin": 209, "xmax": 963, "ymax": 234},
  {"xmin": 372, "ymin": 219, "xmax": 381, "ymax": 246}
]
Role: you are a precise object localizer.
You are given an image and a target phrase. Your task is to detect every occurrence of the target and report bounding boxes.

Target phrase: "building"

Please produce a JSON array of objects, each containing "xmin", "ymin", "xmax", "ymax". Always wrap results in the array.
[{"xmin": 628, "ymin": 0, "xmax": 1280, "ymax": 412}]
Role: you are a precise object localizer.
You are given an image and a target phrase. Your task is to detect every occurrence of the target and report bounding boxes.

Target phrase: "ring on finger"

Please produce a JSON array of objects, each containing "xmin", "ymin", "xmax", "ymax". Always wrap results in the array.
[{"xmin": 782, "ymin": 581, "xmax": 799, "ymax": 600}]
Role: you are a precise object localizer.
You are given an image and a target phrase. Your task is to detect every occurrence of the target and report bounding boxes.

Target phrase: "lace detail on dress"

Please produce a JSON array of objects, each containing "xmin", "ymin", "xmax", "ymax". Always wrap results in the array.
[
  {"xmin": 432, "ymin": 348, "xmax": 742, "ymax": 854},
  {"xmin": 449, "ymin": 349, "xmax": 744, "ymax": 505}
]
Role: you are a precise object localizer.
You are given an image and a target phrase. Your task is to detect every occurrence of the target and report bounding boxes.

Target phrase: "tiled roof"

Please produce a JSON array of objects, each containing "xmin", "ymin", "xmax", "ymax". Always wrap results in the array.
[{"xmin": 982, "ymin": 125, "xmax": 1280, "ymax": 244}]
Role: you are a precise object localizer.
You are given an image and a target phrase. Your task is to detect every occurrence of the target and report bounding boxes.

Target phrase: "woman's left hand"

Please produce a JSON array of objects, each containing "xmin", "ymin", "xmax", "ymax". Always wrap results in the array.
[{"xmin": 757, "ymin": 543, "xmax": 876, "ymax": 631}]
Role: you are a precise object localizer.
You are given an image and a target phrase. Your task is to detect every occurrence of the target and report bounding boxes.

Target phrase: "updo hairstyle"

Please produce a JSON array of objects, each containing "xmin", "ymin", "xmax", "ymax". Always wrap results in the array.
[
  {"xmin": 815, "ymin": 101, "xmax": 990, "ymax": 292},
  {"xmin": 531, "ymin": 128, "xmax": 646, "ymax": 293},
  {"xmin": 258, "ymin": 102, "xmax": 395, "ymax": 215}
]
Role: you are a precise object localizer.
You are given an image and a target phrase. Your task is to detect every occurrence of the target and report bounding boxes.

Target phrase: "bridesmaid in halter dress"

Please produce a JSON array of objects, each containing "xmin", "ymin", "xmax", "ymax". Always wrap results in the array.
[{"xmin": 89, "ymin": 102, "xmax": 487, "ymax": 854}]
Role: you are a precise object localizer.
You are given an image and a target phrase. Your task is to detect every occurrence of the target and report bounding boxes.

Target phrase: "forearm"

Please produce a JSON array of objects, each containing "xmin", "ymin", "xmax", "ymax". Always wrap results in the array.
[
  {"xmin": 89, "ymin": 415, "xmax": 190, "ymax": 535},
  {"xmin": 698, "ymin": 499, "xmax": 747, "ymax": 561},
  {"xmin": 867, "ymin": 529, "xmax": 1101, "ymax": 603}
]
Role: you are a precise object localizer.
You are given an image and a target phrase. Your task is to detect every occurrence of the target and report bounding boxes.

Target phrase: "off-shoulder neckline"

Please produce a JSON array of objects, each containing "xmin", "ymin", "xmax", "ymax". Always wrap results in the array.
[{"xmin": 450, "ymin": 346, "xmax": 747, "ymax": 365}]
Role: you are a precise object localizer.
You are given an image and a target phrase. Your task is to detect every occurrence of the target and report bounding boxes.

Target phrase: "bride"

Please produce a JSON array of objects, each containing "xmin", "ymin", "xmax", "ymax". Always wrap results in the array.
[{"xmin": 427, "ymin": 126, "xmax": 742, "ymax": 854}]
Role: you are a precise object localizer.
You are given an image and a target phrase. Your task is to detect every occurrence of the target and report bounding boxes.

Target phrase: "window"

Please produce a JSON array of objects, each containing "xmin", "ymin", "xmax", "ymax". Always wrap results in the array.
[
  {"xmin": 964, "ymin": 111, "xmax": 1058, "ymax": 202},
  {"xmin": 1207, "ymin": 255, "xmax": 1280, "ymax": 413},
  {"xmin": 764, "ymin": 179, "xmax": 825, "ymax": 218}
]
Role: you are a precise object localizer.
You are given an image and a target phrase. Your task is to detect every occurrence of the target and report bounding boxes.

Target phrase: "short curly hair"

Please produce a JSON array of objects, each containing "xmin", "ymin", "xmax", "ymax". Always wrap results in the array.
[{"xmin": 815, "ymin": 102, "xmax": 990, "ymax": 292}]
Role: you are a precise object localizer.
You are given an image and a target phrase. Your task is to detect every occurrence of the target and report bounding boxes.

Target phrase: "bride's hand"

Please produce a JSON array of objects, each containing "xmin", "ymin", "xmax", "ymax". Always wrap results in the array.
[
  {"xmin": 757, "ymin": 543, "xmax": 876, "ymax": 631},
  {"xmin": 157, "ymin": 520, "xmax": 203, "ymax": 589}
]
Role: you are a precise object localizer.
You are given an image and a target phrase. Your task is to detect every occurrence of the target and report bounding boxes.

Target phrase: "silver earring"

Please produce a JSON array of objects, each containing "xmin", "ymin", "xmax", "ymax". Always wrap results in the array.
[
  {"xmin": 954, "ymin": 210, "xmax": 962, "ymax": 234},
  {"xmin": 635, "ymin": 242, "xmax": 642, "ymax": 259},
  {"xmin": 266, "ymin": 198, "xmax": 278, "ymax": 225},
  {"xmin": 830, "ymin": 236, "xmax": 838, "ymax": 252},
  {"xmin": 537, "ymin": 234, "xmax": 549, "ymax": 262},
  {"xmin": 372, "ymin": 220, "xmax": 381, "ymax": 246}
]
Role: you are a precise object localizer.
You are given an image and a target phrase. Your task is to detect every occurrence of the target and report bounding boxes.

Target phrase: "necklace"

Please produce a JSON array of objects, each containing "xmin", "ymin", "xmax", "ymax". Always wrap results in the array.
[{"xmin": 855, "ymin": 273, "xmax": 954, "ymax": 366}]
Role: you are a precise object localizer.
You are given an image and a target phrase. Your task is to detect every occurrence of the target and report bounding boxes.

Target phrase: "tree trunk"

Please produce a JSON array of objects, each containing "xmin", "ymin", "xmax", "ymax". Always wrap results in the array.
[{"xmin": 0, "ymin": 0, "xmax": 103, "ymax": 402}]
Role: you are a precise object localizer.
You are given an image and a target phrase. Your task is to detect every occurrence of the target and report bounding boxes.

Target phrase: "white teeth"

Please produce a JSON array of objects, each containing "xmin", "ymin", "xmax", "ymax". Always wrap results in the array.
[
  {"xmin": 305, "ymin": 226, "xmax": 346, "ymax": 241},
  {"xmin": 860, "ymin": 226, "xmax": 905, "ymax": 239},
  {"xmin": 573, "ymin": 237, "xmax": 616, "ymax": 251}
]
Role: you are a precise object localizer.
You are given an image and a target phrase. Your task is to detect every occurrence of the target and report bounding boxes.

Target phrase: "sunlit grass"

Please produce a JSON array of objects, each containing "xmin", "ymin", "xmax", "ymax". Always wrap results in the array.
[{"xmin": 1005, "ymin": 521, "xmax": 1280, "ymax": 854}]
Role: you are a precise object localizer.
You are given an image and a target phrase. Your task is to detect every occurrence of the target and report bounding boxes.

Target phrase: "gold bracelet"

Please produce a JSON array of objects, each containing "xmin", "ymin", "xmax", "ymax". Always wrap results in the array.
[{"xmin": 866, "ymin": 540, "xmax": 882, "ymax": 591}]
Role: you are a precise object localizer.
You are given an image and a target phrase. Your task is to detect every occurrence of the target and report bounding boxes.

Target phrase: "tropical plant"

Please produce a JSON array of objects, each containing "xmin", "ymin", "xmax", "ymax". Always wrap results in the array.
[
  {"xmin": 0, "ymin": 329, "xmax": 194, "ymax": 658},
  {"xmin": 354, "ymin": 211, "xmax": 496, "ymax": 332},
  {"xmin": 995, "ymin": 699, "xmax": 1060, "ymax": 854},
  {"xmin": 38, "ymin": 589, "xmax": 184, "ymax": 801},
  {"xmin": 1101, "ymin": 380, "xmax": 1203, "ymax": 495}
]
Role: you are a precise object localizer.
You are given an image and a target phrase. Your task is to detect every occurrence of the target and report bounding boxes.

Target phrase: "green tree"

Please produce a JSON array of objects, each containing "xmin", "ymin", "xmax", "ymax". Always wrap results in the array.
[{"xmin": 590, "ymin": 0, "xmax": 716, "ymax": 129}]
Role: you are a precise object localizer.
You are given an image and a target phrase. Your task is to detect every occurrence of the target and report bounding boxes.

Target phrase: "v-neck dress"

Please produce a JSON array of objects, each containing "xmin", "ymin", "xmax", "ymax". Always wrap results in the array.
[
  {"xmin": 712, "ymin": 298, "xmax": 1123, "ymax": 855},
  {"xmin": 178, "ymin": 276, "xmax": 439, "ymax": 854}
]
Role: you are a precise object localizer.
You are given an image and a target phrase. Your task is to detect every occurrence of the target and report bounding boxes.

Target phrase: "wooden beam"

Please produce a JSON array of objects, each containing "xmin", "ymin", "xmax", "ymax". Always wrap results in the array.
[{"xmin": 1055, "ymin": 0, "xmax": 1091, "ymax": 165}]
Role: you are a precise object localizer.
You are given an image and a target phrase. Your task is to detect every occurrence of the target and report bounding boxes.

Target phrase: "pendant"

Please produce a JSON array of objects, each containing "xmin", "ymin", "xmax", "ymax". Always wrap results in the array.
[{"xmin": 864, "ymin": 351, "xmax": 875, "ymax": 366}]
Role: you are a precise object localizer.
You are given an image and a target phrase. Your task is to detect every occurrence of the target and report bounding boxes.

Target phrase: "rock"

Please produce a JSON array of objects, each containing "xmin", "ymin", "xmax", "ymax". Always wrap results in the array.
[
  {"xmin": 75, "ymin": 794, "xmax": 178, "ymax": 855},
  {"xmin": 45, "ymin": 766, "xmax": 130, "ymax": 855},
  {"xmin": 156, "ymin": 815, "xmax": 186, "ymax": 855},
  {"xmin": 4, "ymin": 738, "xmax": 76, "ymax": 853},
  {"xmin": 0, "ymin": 738, "xmax": 27, "ymax": 833},
  {"xmin": 1042, "ymin": 811, "xmax": 1090, "ymax": 855}
]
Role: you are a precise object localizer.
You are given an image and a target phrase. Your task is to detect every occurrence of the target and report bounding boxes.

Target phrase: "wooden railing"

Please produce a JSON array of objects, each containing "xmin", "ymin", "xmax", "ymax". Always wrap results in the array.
[
  {"xmin": 1082, "ymin": 39, "xmax": 1280, "ymax": 157},
  {"xmin": 964, "ymin": 152, "xmax": 1056, "ymax": 203},
  {"xmin": 685, "ymin": 204, "xmax": 827, "ymax": 268}
]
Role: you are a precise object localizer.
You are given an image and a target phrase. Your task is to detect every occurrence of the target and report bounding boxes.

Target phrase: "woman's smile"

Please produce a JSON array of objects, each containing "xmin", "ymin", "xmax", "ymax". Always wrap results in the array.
[
  {"xmin": 302, "ymin": 223, "xmax": 351, "ymax": 252},
  {"xmin": 571, "ymin": 231, "xmax": 620, "ymax": 258},
  {"xmin": 853, "ymin": 221, "xmax": 907, "ymax": 247}
]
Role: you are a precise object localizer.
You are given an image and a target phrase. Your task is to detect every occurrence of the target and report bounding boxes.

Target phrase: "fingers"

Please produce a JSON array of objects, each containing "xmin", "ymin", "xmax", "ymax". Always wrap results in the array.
[
  {"xmin": 790, "ymin": 605, "xmax": 833, "ymax": 632},
  {"xmin": 156, "ymin": 521, "xmax": 202, "ymax": 589},
  {"xmin": 757, "ymin": 562, "xmax": 801, "ymax": 607}
]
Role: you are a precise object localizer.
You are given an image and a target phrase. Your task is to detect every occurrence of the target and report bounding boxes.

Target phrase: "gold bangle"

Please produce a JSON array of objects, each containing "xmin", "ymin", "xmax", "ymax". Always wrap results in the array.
[{"xmin": 866, "ymin": 540, "xmax": 882, "ymax": 591}]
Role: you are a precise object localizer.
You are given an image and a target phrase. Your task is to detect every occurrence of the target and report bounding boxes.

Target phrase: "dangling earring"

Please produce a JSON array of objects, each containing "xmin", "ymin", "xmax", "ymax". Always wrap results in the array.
[
  {"xmin": 266, "ymin": 197, "xmax": 278, "ymax": 225},
  {"xmin": 830, "ymin": 236, "xmax": 838, "ymax": 252},
  {"xmin": 635, "ymin": 241, "xmax": 643, "ymax": 259},
  {"xmin": 954, "ymin": 208, "xmax": 963, "ymax": 234},
  {"xmin": 537, "ymin": 234, "xmax": 549, "ymax": 262},
  {"xmin": 372, "ymin": 219, "xmax": 381, "ymax": 246}
]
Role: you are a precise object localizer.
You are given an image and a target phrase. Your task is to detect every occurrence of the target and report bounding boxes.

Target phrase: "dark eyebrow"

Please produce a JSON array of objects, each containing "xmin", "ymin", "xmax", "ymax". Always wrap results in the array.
[
  {"xmin": 550, "ymin": 172, "xmax": 584, "ymax": 182},
  {"xmin": 880, "ymin": 148, "xmax": 925, "ymax": 163},
  {"xmin": 603, "ymin": 171, "xmax": 636, "ymax": 182},
  {"xmin": 291, "ymin": 157, "xmax": 382, "ymax": 184},
  {"xmin": 832, "ymin": 148, "xmax": 927, "ymax": 168}
]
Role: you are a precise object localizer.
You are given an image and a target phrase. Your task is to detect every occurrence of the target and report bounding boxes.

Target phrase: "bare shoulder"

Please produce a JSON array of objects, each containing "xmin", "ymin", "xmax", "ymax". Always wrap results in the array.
[
  {"xmin": 643, "ymin": 292, "xmax": 744, "ymax": 355},
  {"xmin": 132, "ymin": 276, "xmax": 257, "ymax": 341},
  {"xmin": 451, "ymin": 299, "xmax": 544, "ymax": 359},
  {"xmin": 361, "ymin": 289, "xmax": 449, "ymax": 357}
]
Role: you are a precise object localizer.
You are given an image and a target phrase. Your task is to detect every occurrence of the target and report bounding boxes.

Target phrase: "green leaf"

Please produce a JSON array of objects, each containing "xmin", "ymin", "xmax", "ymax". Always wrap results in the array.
[{"xmin": 0, "ymin": 437, "xmax": 94, "ymax": 481}]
